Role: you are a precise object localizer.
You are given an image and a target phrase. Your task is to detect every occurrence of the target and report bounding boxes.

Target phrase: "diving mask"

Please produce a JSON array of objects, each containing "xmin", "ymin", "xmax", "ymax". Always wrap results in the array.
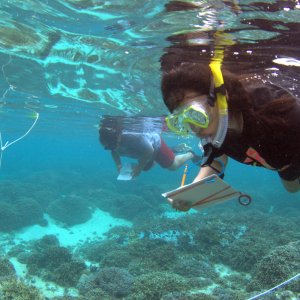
[{"xmin": 165, "ymin": 102, "xmax": 209, "ymax": 136}]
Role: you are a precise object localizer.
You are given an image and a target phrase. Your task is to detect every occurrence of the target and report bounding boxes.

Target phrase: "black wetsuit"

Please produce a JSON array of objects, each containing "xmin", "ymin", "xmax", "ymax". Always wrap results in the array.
[{"xmin": 209, "ymin": 84, "xmax": 300, "ymax": 181}]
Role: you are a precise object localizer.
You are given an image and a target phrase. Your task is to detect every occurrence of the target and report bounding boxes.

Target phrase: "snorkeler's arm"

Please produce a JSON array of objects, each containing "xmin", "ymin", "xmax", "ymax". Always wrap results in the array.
[
  {"xmin": 133, "ymin": 149, "xmax": 154, "ymax": 177},
  {"xmin": 193, "ymin": 154, "xmax": 228, "ymax": 182},
  {"xmin": 170, "ymin": 155, "xmax": 228, "ymax": 212},
  {"xmin": 132, "ymin": 154, "xmax": 153, "ymax": 177},
  {"xmin": 111, "ymin": 150, "xmax": 122, "ymax": 172}
]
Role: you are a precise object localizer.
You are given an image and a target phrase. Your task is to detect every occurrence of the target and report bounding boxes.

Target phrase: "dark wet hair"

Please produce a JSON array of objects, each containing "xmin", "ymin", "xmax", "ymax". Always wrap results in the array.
[
  {"xmin": 99, "ymin": 127, "xmax": 120, "ymax": 150},
  {"xmin": 161, "ymin": 62, "xmax": 253, "ymax": 114},
  {"xmin": 99, "ymin": 116, "xmax": 122, "ymax": 150},
  {"xmin": 161, "ymin": 63, "xmax": 212, "ymax": 112},
  {"xmin": 160, "ymin": 62, "xmax": 297, "ymax": 139}
]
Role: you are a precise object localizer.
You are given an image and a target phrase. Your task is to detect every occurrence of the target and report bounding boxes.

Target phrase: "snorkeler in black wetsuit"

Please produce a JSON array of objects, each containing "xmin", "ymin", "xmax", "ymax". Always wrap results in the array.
[{"xmin": 160, "ymin": 63, "xmax": 300, "ymax": 211}]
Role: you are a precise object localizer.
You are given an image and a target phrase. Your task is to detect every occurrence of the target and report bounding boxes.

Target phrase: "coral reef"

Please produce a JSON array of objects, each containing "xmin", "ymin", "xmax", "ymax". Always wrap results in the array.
[
  {"xmin": 110, "ymin": 193, "xmax": 162, "ymax": 222},
  {"xmin": 77, "ymin": 267, "xmax": 134, "ymax": 298},
  {"xmin": 0, "ymin": 202, "xmax": 19, "ymax": 232},
  {"xmin": 0, "ymin": 279, "xmax": 44, "ymax": 300},
  {"xmin": 101, "ymin": 250, "xmax": 132, "ymax": 269},
  {"xmin": 0, "ymin": 258, "xmax": 16, "ymax": 282},
  {"xmin": 161, "ymin": 292, "xmax": 218, "ymax": 300},
  {"xmin": 212, "ymin": 286, "xmax": 248, "ymax": 300},
  {"xmin": 127, "ymin": 239, "xmax": 178, "ymax": 274},
  {"xmin": 83, "ymin": 288, "xmax": 114, "ymax": 300},
  {"xmin": 0, "ymin": 197, "xmax": 45, "ymax": 232},
  {"xmin": 47, "ymin": 194, "xmax": 92, "ymax": 226},
  {"xmin": 190, "ymin": 210, "xmax": 300, "ymax": 274},
  {"xmin": 172, "ymin": 255, "xmax": 217, "ymax": 279},
  {"xmin": 94, "ymin": 191, "xmax": 163, "ymax": 223},
  {"xmin": 17, "ymin": 235, "xmax": 86, "ymax": 287},
  {"xmin": 1, "ymin": 169, "xmax": 299, "ymax": 299},
  {"xmin": 248, "ymin": 241, "xmax": 300, "ymax": 293},
  {"xmin": 128, "ymin": 271, "xmax": 190, "ymax": 300}
]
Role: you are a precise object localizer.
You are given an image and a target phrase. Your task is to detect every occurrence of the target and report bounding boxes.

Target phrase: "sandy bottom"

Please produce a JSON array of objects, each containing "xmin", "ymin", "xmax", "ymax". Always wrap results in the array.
[{"xmin": 5, "ymin": 209, "xmax": 132, "ymax": 298}]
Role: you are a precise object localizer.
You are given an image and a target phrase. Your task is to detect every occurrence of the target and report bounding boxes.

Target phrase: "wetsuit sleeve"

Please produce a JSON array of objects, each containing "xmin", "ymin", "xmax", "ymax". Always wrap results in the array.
[{"xmin": 278, "ymin": 164, "xmax": 300, "ymax": 181}]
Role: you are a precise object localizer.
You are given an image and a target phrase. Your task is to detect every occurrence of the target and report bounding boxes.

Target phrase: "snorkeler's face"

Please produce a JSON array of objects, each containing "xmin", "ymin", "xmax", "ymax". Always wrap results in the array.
[
  {"xmin": 100, "ymin": 127, "xmax": 121, "ymax": 150},
  {"xmin": 104, "ymin": 136, "xmax": 121, "ymax": 150}
]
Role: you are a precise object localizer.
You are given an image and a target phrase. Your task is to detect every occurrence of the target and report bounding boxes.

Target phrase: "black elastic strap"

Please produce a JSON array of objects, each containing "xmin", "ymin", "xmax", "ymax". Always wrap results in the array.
[
  {"xmin": 207, "ymin": 164, "xmax": 225, "ymax": 179},
  {"xmin": 214, "ymin": 84, "xmax": 226, "ymax": 95}
]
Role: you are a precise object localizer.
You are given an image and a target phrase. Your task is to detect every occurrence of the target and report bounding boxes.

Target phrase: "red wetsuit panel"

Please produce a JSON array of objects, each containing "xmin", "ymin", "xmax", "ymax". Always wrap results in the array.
[{"xmin": 155, "ymin": 139, "xmax": 175, "ymax": 168}]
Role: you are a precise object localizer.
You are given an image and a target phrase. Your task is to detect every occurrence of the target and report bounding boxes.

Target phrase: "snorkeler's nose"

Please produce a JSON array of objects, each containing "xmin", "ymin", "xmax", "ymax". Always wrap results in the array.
[
  {"xmin": 189, "ymin": 124, "xmax": 207, "ymax": 137},
  {"xmin": 189, "ymin": 123, "xmax": 201, "ymax": 134}
]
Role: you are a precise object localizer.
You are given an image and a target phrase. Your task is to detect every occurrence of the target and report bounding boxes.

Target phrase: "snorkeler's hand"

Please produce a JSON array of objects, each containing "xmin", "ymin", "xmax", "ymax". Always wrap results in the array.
[
  {"xmin": 131, "ymin": 164, "xmax": 142, "ymax": 178},
  {"xmin": 168, "ymin": 198, "xmax": 192, "ymax": 212},
  {"xmin": 117, "ymin": 164, "xmax": 122, "ymax": 173},
  {"xmin": 188, "ymin": 150, "xmax": 203, "ymax": 165}
]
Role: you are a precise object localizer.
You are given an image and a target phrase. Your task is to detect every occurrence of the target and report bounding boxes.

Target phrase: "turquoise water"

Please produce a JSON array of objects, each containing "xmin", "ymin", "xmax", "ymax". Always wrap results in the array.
[{"xmin": 0, "ymin": 0, "xmax": 299, "ymax": 299}]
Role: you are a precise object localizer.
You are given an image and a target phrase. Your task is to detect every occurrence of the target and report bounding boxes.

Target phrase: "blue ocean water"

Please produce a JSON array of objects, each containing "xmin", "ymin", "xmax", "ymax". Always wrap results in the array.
[{"xmin": 0, "ymin": 0, "xmax": 299, "ymax": 299}]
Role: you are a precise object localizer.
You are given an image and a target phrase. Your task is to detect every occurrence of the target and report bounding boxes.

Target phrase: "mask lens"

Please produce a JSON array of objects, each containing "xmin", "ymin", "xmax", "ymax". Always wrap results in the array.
[
  {"xmin": 166, "ymin": 102, "xmax": 209, "ymax": 135},
  {"xmin": 166, "ymin": 114, "xmax": 189, "ymax": 135},
  {"xmin": 184, "ymin": 105, "xmax": 209, "ymax": 128}
]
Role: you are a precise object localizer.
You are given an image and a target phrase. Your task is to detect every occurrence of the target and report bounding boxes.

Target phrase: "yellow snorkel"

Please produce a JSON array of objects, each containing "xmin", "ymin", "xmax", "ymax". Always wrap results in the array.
[
  {"xmin": 164, "ymin": 29, "xmax": 232, "ymax": 149},
  {"xmin": 208, "ymin": 31, "xmax": 232, "ymax": 148}
]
